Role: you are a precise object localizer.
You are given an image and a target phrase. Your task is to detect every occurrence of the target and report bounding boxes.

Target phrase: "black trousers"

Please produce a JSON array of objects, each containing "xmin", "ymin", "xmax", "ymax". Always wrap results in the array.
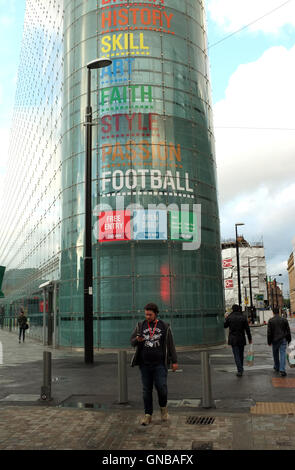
[
  {"xmin": 139, "ymin": 363, "xmax": 168, "ymax": 415},
  {"xmin": 231, "ymin": 345, "xmax": 245, "ymax": 373},
  {"xmin": 19, "ymin": 327, "xmax": 26, "ymax": 342}
]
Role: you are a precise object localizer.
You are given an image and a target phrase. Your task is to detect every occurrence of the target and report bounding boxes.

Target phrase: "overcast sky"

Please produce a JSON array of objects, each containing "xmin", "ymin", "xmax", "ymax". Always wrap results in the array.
[
  {"xmin": 0, "ymin": 0, "xmax": 294, "ymax": 294},
  {"xmin": 207, "ymin": 0, "xmax": 295, "ymax": 293}
]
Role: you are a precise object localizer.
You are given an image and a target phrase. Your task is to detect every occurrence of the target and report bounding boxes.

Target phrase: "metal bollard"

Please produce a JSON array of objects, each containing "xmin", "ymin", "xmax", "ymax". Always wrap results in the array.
[
  {"xmin": 41, "ymin": 351, "xmax": 52, "ymax": 401},
  {"xmin": 201, "ymin": 351, "xmax": 215, "ymax": 409},
  {"xmin": 118, "ymin": 350, "xmax": 128, "ymax": 404}
]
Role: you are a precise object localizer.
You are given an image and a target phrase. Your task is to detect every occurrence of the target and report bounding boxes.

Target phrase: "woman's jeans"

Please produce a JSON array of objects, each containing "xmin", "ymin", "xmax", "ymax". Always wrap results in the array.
[
  {"xmin": 272, "ymin": 339, "xmax": 287, "ymax": 372},
  {"xmin": 19, "ymin": 327, "xmax": 26, "ymax": 342},
  {"xmin": 140, "ymin": 363, "xmax": 168, "ymax": 415},
  {"xmin": 231, "ymin": 345, "xmax": 245, "ymax": 373}
]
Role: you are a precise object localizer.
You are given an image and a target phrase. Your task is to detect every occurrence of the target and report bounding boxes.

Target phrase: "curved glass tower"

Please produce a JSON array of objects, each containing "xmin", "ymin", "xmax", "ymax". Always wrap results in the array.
[{"xmin": 61, "ymin": 0, "xmax": 225, "ymax": 348}]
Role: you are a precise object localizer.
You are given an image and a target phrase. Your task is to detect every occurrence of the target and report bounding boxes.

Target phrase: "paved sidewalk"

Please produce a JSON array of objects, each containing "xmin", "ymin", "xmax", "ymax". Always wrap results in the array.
[
  {"xmin": 1, "ymin": 406, "xmax": 295, "ymax": 450},
  {"xmin": 1, "ymin": 323, "xmax": 295, "ymax": 451}
]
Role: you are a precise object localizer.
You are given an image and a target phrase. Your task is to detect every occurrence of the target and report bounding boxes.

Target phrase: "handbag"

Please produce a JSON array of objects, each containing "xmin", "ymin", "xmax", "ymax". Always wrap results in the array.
[
  {"xmin": 246, "ymin": 344, "xmax": 254, "ymax": 366},
  {"xmin": 287, "ymin": 340, "xmax": 295, "ymax": 368},
  {"xmin": 25, "ymin": 323, "xmax": 29, "ymax": 330}
]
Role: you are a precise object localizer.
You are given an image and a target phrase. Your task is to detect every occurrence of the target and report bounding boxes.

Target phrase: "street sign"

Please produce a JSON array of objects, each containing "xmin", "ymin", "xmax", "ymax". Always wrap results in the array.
[
  {"xmin": 225, "ymin": 279, "xmax": 233, "ymax": 289},
  {"xmin": 222, "ymin": 258, "xmax": 232, "ymax": 268}
]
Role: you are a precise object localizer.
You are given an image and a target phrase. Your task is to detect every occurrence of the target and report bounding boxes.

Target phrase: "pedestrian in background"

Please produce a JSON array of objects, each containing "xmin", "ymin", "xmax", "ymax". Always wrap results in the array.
[
  {"xmin": 250, "ymin": 306, "xmax": 257, "ymax": 325},
  {"xmin": 131, "ymin": 302, "xmax": 178, "ymax": 426},
  {"xmin": 224, "ymin": 304, "xmax": 252, "ymax": 377},
  {"xmin": 267, "ymin": 307, "xmax": 291, "ymax": 377},
  {"xmin": 17, "ymin": 308, "xmax": 28, "ymax": 343}
]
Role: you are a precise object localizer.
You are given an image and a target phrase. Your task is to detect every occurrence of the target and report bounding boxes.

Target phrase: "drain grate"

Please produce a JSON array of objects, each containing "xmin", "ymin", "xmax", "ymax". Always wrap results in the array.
[
  {"xmin": 186, "ymin": 416, "xmax": 215, "ymax": 425},
  {"xmin": 59, "ymin": 395, "xmax": 105, "ymax": 410}
]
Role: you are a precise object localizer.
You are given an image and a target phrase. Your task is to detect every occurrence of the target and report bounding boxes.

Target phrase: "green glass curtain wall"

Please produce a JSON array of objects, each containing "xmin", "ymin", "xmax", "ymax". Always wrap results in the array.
[{"xmin": 61, "ymin": 0, "xmax": 225, "ymax": 348}]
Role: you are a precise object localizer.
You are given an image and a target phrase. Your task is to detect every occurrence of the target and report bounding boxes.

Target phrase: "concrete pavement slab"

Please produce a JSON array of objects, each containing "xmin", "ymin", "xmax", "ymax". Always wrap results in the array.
[
  {"xmin": 1, "ymin": 320, "xmax": 295, "ymax": 450},
  {"xmin": 0, "ymin": 406, "xmax": 294, "ymax": 450}
]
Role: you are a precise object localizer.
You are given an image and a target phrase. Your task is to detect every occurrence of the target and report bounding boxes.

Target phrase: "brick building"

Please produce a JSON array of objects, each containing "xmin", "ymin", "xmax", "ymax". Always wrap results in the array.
[{"xmin": 288, "ymin": 252, "xmax": 295, "ymax": 314}]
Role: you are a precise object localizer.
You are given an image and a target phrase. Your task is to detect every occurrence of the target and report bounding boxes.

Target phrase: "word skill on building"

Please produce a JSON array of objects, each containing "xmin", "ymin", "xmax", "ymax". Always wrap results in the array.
[{"xmin": 100, "ymin": 32, "xmax": 150, "ymax": 57}]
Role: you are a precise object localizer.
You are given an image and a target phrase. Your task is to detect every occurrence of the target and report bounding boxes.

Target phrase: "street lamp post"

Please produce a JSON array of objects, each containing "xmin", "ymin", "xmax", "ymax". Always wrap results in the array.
[
  {"xmin": 278, "ymin": 282, "xmax": 284, "ymax": 314},
  {"xmin": 84, "ymin": 58, "xmax": 112, "ymax": 364},
  {"xmin": 248, "ymin": 258, "xmax": 254, "ymax": 310},
  {"xmin": 235, "ymin": 223, "xmax": 244, "ymax": 308},
  {"xmin": 274, "ymin": 278, "xmax": 279, "ymax": 309}
]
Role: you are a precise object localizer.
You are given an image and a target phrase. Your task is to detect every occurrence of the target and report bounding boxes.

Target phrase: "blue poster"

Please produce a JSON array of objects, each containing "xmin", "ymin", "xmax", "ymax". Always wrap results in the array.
[{"xmin": 133, "ymin": 210, "xmax": 167, "ymax": 240}]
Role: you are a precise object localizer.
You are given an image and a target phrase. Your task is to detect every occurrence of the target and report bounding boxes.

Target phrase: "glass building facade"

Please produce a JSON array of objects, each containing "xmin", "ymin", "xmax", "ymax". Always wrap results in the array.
[
  {"xmin": 0, "ymin": 0, "xmax": 63, "ymax": 343},
  {"xmin": 0, "ymin": 0, "xmax": 225, "ymax": 349}
]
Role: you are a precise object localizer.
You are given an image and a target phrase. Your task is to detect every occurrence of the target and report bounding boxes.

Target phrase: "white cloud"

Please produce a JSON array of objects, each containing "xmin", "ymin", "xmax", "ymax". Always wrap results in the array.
[
  {"xmin": 219, "ymin": 184, "xmax": 295, "ymax": 291},
  {"xmin": 214, "ymin": 44, "xmax": 295, "ymax": 203},
  {"xmin": 214, "ymin": 44, "xmax": 295, "ymax": 282},
  {"xmin": 207, "ymin": 0, "xmax": 295, "ymax": 34},
  {"xmin": 0, "ymin": 0, "xmax": 16, "ymax": 27},
  {"xmin": 0, "ymin": 16, "xmax": 14, "ymax": 27}
]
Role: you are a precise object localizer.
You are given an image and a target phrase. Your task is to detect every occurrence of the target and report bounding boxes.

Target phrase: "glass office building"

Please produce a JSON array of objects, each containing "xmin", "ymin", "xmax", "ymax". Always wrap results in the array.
[
  {"xmin": 0, "ymin": 0, "xmax": 225, "ymax": 348},
  {"xmin": 0, "ymin": 0, "xmax": 63, "ymax": 344}
]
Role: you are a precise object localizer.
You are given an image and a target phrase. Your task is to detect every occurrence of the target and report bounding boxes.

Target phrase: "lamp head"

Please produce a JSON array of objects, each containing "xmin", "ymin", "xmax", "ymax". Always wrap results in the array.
[{"xmin": 87, "ymin": 58, "xmax": 112, "ymax": 70}]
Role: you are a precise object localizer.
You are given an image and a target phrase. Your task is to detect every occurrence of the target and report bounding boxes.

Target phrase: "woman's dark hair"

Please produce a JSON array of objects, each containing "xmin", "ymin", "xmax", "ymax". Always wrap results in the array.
[{"xmin": 144, "ymin": 303, "xmax": 159, "ymax": 315}]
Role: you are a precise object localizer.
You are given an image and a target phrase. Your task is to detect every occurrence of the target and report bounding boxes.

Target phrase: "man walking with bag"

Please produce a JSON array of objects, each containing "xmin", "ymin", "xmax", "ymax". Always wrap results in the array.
[
  {"xmin": 267, "ymin": 307, "xmax": 291, "ymax": 377},
  {"xmin": 224, "ymin": 304, "xmax": 252, "ymax": 377},
  {"xmin": 131, "ymin": 303, "xmax": 178, "ymax": 426}
]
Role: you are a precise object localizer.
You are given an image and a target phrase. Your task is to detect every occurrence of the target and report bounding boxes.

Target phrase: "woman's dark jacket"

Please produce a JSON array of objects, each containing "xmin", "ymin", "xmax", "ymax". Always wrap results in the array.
[
  {"xmin": 224, "ymin": 311, "xmax": 252, "ymax": 346},
  {"xmin": 130, "ymin": 319, "xmax": 177, "ymax": 368},
  {"xmin": 17, "ymin": 314, "xmax": 27, "ymax": 329}
]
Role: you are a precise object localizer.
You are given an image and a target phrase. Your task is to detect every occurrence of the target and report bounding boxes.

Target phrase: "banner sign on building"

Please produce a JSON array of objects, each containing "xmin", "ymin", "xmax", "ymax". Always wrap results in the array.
[
  {"xmin": 98, "ymin": 0, "xmax": 195, "ymax": 204},
  {"xmin": 97, "ymin": 209, "xmax": 198, "ymax": 242},
  {"xmin": 133, "ymin": 210, "xmax": 167, "ymax": 240},
  {"xmin": 225, "ymin": 279, "xmax": 234, "ymax": 289},
  {"xmin": 222, "ymin": 258, "xmax": 233, "ymax": 268},
  {"xmin": 99, "ymin": 210, "xmax": 131, "ymax": 241},
  {"xmin": 170, "ymin": 210, "xmax": 197, "ymax": 242}
]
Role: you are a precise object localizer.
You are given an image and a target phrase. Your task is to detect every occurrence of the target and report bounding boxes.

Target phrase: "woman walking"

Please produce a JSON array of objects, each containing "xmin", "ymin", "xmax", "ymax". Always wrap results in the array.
[{"xmin": 17, "ymin": 308, "xmax": 28, "ymax": 343}]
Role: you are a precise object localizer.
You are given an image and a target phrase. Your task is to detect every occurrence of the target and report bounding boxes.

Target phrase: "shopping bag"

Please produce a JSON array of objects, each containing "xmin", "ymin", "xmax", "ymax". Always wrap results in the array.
[
  {"xmin": 287, "ymin": 340, "xmax": 295, "ymax": 368},
  {"xmin": 246, "ymin": 344, "xmax": 254, "ymax": 366}
]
